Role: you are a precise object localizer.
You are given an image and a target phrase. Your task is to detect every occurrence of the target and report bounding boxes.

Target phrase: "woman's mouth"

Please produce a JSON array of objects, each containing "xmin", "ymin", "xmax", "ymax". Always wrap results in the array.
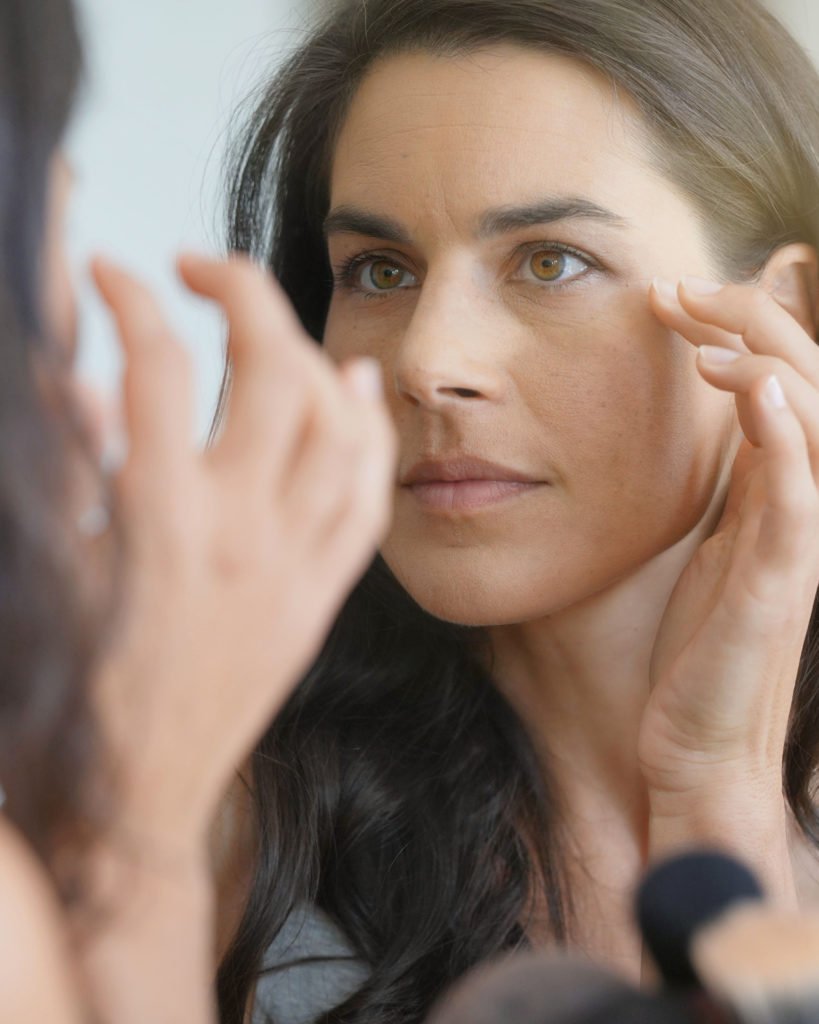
[
  {"xmin": 400, "ymin": 456, "xmax": 547, "ymax": 513},
  {"xmin": 405, "ymin": 479, "xmax": 543, "ymax": 512}
]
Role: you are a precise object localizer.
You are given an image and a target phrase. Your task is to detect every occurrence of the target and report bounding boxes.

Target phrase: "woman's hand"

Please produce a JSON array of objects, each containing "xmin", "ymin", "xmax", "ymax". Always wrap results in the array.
[
  {"xmin": 638, "ymin": 274, "xmax": 819, "ymax": 893},
  {"xmin": 91, "ymin": 253, "xmax": 397, "ymax": 851}
]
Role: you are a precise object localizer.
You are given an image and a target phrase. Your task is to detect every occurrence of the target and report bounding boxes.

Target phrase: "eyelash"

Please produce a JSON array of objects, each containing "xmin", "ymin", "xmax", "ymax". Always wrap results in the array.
[{"xmin": 332, "ymin": 242, "xmax": 601, "ymax": 300}]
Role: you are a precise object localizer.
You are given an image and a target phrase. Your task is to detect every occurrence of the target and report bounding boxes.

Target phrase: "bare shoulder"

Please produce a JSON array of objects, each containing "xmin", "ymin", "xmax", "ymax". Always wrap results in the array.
[{"xmin": 0, "ymin": 817, "xmax": 84, "ymax": 1024}]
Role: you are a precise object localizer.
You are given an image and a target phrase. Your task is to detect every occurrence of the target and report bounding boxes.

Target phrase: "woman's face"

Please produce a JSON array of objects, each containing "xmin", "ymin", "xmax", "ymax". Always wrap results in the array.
[{"xmin": 323, "ymin": 47, "xmax": 738, "ymax": 626}]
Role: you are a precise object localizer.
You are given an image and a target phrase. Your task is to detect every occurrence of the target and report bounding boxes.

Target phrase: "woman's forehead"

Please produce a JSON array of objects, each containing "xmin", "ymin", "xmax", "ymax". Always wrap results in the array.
[
  {"xmin": 329, "ymin": 48, "xmax": 642, "ymax": 204},
  {"xmin": 329, "ymin": 46, "xmax": 675, "ymax": 236}
]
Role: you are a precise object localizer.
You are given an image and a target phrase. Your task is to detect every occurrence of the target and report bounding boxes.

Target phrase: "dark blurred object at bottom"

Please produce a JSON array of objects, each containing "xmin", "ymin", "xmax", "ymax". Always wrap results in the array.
[{"xmin": 424, "ymin": 951, "xmax": 737, "ymax": 1024}]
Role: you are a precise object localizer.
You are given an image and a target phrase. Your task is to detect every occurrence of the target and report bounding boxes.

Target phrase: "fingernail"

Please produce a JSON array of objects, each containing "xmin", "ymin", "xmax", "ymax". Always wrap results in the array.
[
  {"xmin": 682, "ymin": 276, "xmax": 724, "ymax": 296},
  {"xmin": 699, "ymin": 345, "xmax": 741, "ymax": 365},
  {"xmin": 652, "ymin": 277, "xmax": 678, "ymax": 303},
  {"xmin": 347, "ymin": 359, "xmax": 384, "ymax": 401},
  {"xmin": 764, "ymin": 374, "xmax": 787, "ymax": 411}
]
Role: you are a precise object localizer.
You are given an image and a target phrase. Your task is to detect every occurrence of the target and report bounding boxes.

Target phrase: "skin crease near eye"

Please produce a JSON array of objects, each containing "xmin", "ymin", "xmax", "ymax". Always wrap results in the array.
[{"xmin": 323, "ymin": 46, "xmax": 740, "ymax": 630}]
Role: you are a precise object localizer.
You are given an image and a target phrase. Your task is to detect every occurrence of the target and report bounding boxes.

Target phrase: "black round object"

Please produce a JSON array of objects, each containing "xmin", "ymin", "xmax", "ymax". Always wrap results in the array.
[{"xmin": 636, "ymin": 849, "xmax": 764, "ymax": 988}]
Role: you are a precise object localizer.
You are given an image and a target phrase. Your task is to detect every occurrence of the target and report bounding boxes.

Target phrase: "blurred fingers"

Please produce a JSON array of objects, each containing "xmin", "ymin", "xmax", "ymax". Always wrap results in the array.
[
  {"xmin": 316, "ymin": 361, "xmax": 397, "ymax": 573},
  {"xmin": 282, "ymin": 359, "xmax": 392, "ymax": 539},
  {"xmin": 179, "ymin": 252, "xmax": 324, "ymax": 481},
  {"xmin": 91, "ymin": 257, "xmax": 195, "ymax": 476}
]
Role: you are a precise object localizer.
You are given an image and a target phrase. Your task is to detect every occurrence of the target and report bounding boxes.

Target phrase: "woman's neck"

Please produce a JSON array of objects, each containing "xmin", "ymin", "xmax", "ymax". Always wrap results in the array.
[
  {"xmin": 488, "ymin": 515, "xmax": 710, "ymax": 813},
  {"xmin": 487, "ymin": 488, "xmax": 728, "ymax": 978}
]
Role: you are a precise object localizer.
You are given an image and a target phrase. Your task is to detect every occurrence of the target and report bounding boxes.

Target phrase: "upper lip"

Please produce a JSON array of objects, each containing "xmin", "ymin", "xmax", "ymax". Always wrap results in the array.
[{"xmin": 401, "ymin": 455, "xmax": 542, "ymax": 486}]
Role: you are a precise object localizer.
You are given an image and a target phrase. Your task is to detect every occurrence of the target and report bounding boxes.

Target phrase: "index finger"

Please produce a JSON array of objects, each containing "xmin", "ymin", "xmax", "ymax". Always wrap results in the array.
[
  {"xmin": 177, "ymin": 252, "xmax": 328, "ymax": 472},
  {"xmin": 676, "ymin": 278, "xmax": 819, "ymax": 390},
  {"xmin": 178, "ymin": 252, "xmax": 313, "ymax": 364},
  {"xmin": 92, "ymin": 257, "xmax": 195, "ymax": 473}
]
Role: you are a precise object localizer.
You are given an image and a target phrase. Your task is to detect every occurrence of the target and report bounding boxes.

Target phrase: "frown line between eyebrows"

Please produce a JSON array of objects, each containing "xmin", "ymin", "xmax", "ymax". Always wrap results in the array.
[{"xmin": 323, "ymin": 197, "xmax": 629, "ymax": 244}]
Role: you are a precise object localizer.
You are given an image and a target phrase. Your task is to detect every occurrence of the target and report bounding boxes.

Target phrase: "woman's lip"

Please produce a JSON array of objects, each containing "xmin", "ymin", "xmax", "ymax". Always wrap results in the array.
[
  {"xmin": 401, "ymin": 456, "xmax": 540, "ymax": 486},
  {"xmin": 404, "ymin": 479, "xmax": 544, "ymax": 512}
]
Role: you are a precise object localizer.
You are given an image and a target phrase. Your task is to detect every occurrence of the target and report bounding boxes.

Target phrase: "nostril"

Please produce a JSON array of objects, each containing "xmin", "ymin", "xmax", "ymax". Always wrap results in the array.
[{"xmin": 450, "ymin": 387, "xmax": 481, "ymax": 398}]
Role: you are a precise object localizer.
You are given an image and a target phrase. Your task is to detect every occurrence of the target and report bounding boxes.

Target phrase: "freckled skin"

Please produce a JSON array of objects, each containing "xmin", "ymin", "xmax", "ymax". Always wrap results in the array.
[{"xmin": 324, "ymin": 47, "xmax": 737, "ymax": 627}]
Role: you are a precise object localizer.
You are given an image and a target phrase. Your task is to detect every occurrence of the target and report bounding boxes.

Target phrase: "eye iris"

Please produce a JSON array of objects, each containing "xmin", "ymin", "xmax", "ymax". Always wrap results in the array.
[
  {"xmin": 370, "ymin": 261, "xmax": 404, "ymax": 290},
  {"xmin": 530, "ymin": 251, "xmax": 565, "ymax": 282}
]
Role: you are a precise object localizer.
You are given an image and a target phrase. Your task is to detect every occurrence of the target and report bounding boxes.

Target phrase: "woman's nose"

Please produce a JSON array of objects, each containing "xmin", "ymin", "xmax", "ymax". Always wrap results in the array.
[{"xmin": 392, "ymin": 280, "xmax": 507, "ymax": 409}]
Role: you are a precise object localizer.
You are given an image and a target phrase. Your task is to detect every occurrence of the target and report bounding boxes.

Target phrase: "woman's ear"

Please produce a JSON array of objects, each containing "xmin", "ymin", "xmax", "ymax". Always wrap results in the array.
[{"xmin": 759, "ymin": 242, "xmax": 819, "ymax": 340}]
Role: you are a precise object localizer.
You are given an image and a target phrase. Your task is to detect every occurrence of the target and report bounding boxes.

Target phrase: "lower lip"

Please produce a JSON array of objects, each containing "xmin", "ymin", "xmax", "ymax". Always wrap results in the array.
[{"xmin": 405, "ymin": 480, "xmax": 543, "ymax": 512}]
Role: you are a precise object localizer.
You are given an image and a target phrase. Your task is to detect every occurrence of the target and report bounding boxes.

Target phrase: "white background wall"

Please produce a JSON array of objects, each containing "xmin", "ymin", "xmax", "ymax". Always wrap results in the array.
[
  {"xmin": 67, "ymin": 0, "xmax": 317, "ymax": 438},
  {"xmin": 767, "ymin": 0, "xmax": 819, "ymax": 64},
  {"xmin": 68, "ymin": 1, "xmax": 819, "ymax": 439}
]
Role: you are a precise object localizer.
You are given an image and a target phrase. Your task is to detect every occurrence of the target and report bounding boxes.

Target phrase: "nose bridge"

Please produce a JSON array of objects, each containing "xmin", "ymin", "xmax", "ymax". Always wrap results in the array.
[{"xmin": 394, "ymin": 262, "xmax": 504, "ymax": 406}]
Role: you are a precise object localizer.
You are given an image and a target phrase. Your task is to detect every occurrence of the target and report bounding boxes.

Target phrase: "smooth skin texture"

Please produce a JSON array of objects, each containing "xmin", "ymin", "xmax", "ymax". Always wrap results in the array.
[
  {"xmin": 0, "ymin": 169, "xmax": 396, "ymax": 1021},
  {"xmin": 322, "ymin": 47, "xmax": 819, "ymax": 978}
]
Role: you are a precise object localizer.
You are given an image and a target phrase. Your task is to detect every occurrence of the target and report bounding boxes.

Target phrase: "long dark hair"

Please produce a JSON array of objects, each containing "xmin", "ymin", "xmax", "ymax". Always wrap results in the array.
[
  {"xmin": 217, "ymin": 2, "xmax": 819, "ymax": 1020},
  {"xmin": 0, "ymin": 0, "xmax": 106, "ymax": 893}
]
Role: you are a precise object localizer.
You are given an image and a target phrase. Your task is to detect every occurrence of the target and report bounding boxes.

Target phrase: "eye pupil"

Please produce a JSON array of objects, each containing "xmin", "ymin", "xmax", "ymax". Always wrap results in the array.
[
  {"xmin": 371, "ymin": 261, "xmax": 403, "ymax": 290},
  {"xmin": 531, "ymin": 251, "xmax": 565, "ymax": 281}
]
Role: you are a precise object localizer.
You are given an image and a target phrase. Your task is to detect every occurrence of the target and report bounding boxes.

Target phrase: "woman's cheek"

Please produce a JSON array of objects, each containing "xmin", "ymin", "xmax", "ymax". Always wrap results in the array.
[{"xmin": 520, "ymin": 294, "xmax": 726, "ymax": 511}]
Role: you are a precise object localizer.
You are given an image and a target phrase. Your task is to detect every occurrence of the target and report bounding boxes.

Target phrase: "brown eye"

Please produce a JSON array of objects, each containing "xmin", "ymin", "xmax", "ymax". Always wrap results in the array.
[
  {"xmin": 363, "ymin": 260, "xmax": 409, "ymax": 291},
  {"xmin": 529, "ymin": 250, "xmax": 566, "ymax": 282}
]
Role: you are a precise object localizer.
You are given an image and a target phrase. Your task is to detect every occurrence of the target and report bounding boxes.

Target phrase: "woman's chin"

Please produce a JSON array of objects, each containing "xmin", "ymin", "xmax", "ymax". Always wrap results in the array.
[{"xmin": 387, "ymin": 565, "xmax": 556, "ymax": 628}]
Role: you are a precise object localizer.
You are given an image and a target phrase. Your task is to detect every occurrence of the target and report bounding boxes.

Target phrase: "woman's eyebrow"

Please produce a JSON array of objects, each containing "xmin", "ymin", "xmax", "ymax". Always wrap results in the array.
[
  {"xmin": 323, "ymin": 197, "xmax": 628, "ymax": 243},
  {"xmin": 478, "ymin": 198, "xmax": 629, "ymax": 237},
  {"xmin": 324, "ymin": 207, "xmax": 411, "ymax": 243}
]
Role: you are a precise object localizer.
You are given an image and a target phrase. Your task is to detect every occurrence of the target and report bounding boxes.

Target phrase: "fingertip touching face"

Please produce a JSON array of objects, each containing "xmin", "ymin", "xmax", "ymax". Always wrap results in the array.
[{"xmin": 323, "ymin": 46, "xmax": 737, "ymax": 626}]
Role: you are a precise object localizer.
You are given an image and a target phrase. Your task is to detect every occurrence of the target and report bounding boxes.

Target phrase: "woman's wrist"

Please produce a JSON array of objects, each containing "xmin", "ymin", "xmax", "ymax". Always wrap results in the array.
[
  {"xmin": 647, "ymin": 784, "xmax": 798, "ymax": 908},
  {"xmin": 95, "ymin": 658, "xmax": 223, "ymax": 855},
  {"xmin": 76, "ymin": 832, "xmax": 217, "ymax": 1024},
  {"xmin": 80, "ymin": 823, "xmax": 213, "ymax": 921}
]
